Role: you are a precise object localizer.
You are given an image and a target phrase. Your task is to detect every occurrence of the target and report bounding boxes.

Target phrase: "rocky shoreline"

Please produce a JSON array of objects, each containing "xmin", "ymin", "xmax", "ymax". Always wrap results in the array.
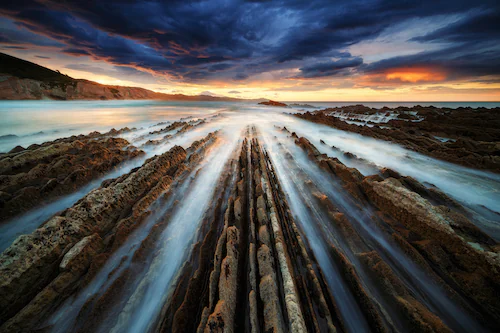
[
  {"xmin": 295, "ymin": 105, "xmax": 500, "ymax": 173},
  {"xmin": 0, "ymin": 113, "xmax": 499, "ymax": 332},
  {"xmin": 0, "ymin": 128, "xmax": 143, "ymax": 221},
  {"xmin": 0, "ymin": 131, "xmax": 218, "ymax": 331},
  {"xmin": 292, "ymin": 133, "xmax": 499, "ymax": 328}
]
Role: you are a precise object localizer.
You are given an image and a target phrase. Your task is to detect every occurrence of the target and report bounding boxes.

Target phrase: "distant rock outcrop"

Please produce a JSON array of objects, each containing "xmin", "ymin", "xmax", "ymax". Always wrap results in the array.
[{"xmin": 258, "ymin": 100, "xmax": 288, "ymax": 107}]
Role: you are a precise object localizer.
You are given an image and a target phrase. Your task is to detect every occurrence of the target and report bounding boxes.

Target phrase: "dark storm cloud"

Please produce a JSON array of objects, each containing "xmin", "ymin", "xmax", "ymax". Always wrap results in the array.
[
  {"xmin": 365, "ymin": 9, "xmax": 500, "ymax": 80},
  {"xmin": 412, "ymin": 10, "xmax": 500, "ymax": 43},
  {"xmin": 175, "ymin": 56, "xmax": 230, "ymax": 67},
  {"xmin": 233, "ymin": 73, "xmax": 249, "ymax": 81},
  {"xmin": 271, "ymin": 0, "xmax": 496, "ymax": 63},
  {"xmin": 0, "ymin": 0, "xmax": 499, "ymax": 83},
  {"xmin": 365, "ymin": 44, "xmax": 500, "ymax": 79},
  {"xmin": 208, "ymin": 63, "xmax": 234, "ymax": 72},
  {"xmin": 0, "ymin": 17, "xmax": 64, "ymax": 47},
  {"xmin": 62, "ymin": 48, "xmax": 90, "ymax": 56},
  {"xmin": 1, "ymin": 6, "xmax": 175, "ymax": 72},
  {"xmin": 299, "ymin": 57, "xmax": 363, "ymax": 78},
  {"xmin": 1, "ymin": 45, "xmax": 26, "ymax": 49}
]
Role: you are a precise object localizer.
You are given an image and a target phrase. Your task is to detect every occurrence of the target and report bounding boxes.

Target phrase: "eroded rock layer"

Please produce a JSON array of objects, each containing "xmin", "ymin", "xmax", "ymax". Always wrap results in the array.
[
  {"xmin": 295, "ymin": 106, "xmax": 500, "ymax": 172},
  {"xmin": 158, "ymin": 130, "xmax": 338, "ymax": 333},
  {"xmin": 0, "ymin": 122, "xmax": 499, "ymax": 333},
  {"xmin": 0, "ymin": 132, "xmax": 217, "ymax": 331},
  {"xmin": 0, "ymin": 128, "xmax": 143, "ymax": 221},
  {"xmin": 290, "ymin": 133, "xmax": 499, "ymax": 331}
]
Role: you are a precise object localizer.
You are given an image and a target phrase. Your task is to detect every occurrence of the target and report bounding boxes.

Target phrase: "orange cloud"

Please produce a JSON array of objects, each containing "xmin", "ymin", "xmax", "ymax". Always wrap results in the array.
[
  {"xmin": 385, "ymin": 67, "xmax": 447, "ymax": 83},
  {"xmin": 356, "ymin": 67, "xmax": 449, "ymax": 89}
]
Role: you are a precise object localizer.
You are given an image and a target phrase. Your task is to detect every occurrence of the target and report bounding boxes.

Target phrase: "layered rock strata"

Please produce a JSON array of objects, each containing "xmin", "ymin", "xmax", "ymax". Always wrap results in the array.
[
  {"xmin": 292, "ymin": 134, "xmax": 500, "ymax": 331},
  {"xmin": 0, "ymin": 132, "xmax": 218, "ymax": 332},
  {"xmin": 1, "ymin": 123, "xmax": 499, "ymax": 333},
  {"xmin": 295, "ymin": 107, "xmax": 500, "ymax": 172},
  {"xmin": 154, "ymin": 131, "xmax": 340, "ymax": 333},
  {"xmin": 140, "ymin": 120, "xmax": 206, "ymax": 147},
  {"xmin": 0, "ymin": 131, "xmax": 143, "ymax": 221}
]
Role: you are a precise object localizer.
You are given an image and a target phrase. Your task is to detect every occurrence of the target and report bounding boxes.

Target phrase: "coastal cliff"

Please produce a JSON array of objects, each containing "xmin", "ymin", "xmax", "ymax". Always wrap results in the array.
[
  {"xmin": 0, "ymin": 53, "xmax": 257, "ymax": 101},
  {"xmin": 0, "ymin": 76, "xmax": 167, "ymax": 100}
]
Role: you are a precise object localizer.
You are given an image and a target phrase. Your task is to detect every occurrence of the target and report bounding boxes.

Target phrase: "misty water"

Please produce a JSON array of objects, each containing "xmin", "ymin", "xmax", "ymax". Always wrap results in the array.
[
  {"xmin": 3, "ymin": 100, "xmax": 500, "ymax": 153},
  {"xmin": 260, "ymin": 129, "xmax": 482, "ymax": 331},
  {"xmin": 1, "ymin": 100, "xmax": 499, "ymax": 332}
]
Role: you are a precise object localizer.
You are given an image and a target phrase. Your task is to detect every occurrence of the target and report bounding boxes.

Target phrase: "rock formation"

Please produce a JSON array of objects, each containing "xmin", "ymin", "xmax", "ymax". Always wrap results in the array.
[
  {"xmin": 0, "ymin": 129, "xmax": 143, "ymax": 221},
  {"xmin": 295, "ymin": 106, "xmax": 500, "ymax": 172},
  {"xmin": 0, "ymin": 132, "xmax": 218, "ymax": 332},
  {"xmin": 0, "ymin": 119, "xmax": 499, "ymax": 333},
  {"xmin": 258, "ymin": 100, "xmax": 288, "ymax": 107},
  {"xmin": 0, "ymin": 53, "xmax": 260, "ymax": 101}
]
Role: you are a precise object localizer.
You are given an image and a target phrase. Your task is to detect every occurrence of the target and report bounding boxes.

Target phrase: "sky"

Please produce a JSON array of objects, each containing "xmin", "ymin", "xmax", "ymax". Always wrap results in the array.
[{"xmin": 0, "ymin": 0, "xmax": 499, "ymax": 101}]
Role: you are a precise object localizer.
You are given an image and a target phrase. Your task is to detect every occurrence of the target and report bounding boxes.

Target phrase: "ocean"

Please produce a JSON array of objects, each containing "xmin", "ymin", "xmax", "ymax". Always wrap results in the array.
[{"xmin": 1, "ymin": 100, "xmax": 499, "ymax": 153}]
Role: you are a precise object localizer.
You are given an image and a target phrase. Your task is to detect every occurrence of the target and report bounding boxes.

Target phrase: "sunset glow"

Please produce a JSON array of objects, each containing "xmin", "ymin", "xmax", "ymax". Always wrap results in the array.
[
  {"xmin": 0, "ymin": 1, "xmax": 499, "ymax": 101},
  {"xmin": 0, "ymin": 2, "xmax": 500, "ymax": 333},
  {"xmin": 385, "ymin": 68, "xmax": 447, "ymax": 83}
]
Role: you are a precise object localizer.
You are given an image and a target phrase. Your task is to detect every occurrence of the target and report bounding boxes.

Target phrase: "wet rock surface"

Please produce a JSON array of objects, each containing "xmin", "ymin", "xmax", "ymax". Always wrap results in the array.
[
  {"xmin": 0, "ymin": 115, "xmax": 499, "ymax": 333},
  {"xmin": 295, "ymin": 106, "xmax": 500, "ymax": 172},
  {"xmin": 165, "ymin": 132, "xmax": 339, "ymax": 333},
  {"xmin": 0, "ymin": 129, "xmax": 143, "ymax": 221},
  {"xmin": 291, "ymin": 133, "xmax": 499, "ymax": 331},
  {"xmin": 0, "ymin": 138, "xmax": 191, "ymax": 329}
]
